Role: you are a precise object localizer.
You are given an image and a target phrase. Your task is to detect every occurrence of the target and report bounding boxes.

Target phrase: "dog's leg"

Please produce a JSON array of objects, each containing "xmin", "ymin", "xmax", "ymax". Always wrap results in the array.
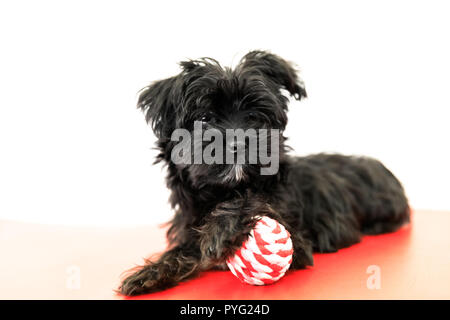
[
  {"xmin": 119, "ymin": 243, "xmax": 202, "ymax": 296},
  {"xmin": 196, "ymin": 203, "xmax": 258, "ymax": 267},
  {"xmin": 198, "ymin": 197, "xmax": 314, "ymax": 271},
  {"xmin": 118, "ymin": 199, "xmax": 256, "ymax": 296},
  {"xmin": 118, "ymin": 207, "xmax": 249, "ymax": 297}
]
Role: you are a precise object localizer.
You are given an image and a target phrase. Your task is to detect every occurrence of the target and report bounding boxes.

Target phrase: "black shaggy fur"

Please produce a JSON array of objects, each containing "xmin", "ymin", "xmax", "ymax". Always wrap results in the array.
[{"xmin": 119, "ymin": 50, "xmax": 410, "ymax": 296}]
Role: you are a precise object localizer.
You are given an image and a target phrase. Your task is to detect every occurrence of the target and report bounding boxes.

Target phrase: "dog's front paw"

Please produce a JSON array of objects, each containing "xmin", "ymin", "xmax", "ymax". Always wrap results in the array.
[{"xmin": 119, "ymin": 267, "xmax": 160, "ymax": 296}]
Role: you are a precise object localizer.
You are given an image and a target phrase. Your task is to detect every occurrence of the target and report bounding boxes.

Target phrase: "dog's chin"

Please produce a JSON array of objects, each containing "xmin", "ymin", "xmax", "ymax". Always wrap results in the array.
[
  {"xmin": 219, "ymin": 164, "xmax": 248, "ymax": 185},
  {"xmin": 187, "ymin": 164, "xmax": 251, "ymax": 189}
]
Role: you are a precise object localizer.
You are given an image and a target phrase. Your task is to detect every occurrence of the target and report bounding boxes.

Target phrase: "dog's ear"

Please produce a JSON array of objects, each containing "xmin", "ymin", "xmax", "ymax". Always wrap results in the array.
[
  {"xmin": 240, "ymin": 50, "xmax": 307, "ymax": 100},
  {"xmin": 138, "ymin": 59, "xmax": 215, "ymax": 138},
  {"xmin": 137, "ymin": 76, "xmax": 179, "ymax": 138}
]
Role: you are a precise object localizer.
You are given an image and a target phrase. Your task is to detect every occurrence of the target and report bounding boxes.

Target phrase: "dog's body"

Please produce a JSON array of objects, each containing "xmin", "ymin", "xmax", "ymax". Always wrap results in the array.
[{"xmin": 119, "ymin": 51, "xmax": 410, "ymax": 296}]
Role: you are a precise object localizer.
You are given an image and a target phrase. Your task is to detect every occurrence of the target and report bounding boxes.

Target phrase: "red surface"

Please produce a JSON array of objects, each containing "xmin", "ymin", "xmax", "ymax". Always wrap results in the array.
[{"xmin": 1, "ymin": 210, "xmax": 449, "ymax": 299}]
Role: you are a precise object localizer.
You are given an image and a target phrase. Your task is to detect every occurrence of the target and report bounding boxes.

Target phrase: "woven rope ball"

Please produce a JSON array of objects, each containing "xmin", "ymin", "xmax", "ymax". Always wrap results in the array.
[{"xmin": 226, "ymin": 216, "xmax": 293, "ymax": 285}]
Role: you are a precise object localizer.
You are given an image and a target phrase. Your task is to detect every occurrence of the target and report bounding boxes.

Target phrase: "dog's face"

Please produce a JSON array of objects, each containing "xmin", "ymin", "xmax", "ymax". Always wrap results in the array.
[{"xmin": 138, "ymin": 51, "xmax": 306, "ymax": 188}]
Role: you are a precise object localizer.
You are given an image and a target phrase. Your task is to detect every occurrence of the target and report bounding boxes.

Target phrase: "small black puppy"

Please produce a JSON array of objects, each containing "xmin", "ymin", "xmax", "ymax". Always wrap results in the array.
[{"xmin": 119, "ymin": 51, "xmax": 410, "ymax": 296}]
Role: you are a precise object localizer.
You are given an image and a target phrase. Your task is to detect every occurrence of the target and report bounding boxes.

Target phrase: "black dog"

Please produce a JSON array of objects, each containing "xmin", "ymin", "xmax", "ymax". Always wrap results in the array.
[{"xmin": 119, "ymin": 50, "xmax": 410, "ymax": 296}]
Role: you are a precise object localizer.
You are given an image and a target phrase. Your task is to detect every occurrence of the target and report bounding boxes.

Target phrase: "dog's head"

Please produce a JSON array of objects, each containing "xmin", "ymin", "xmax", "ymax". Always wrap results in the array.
[{"xmin": 138, "ymin": 50, "xmax": 306, "ymax": 188}]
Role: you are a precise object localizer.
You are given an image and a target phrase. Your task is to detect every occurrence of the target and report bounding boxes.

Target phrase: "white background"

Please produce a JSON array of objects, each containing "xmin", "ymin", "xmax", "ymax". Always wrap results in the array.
[{"xmin": 1, "ymin": 0, "xmax": 449, "ymax": 226}]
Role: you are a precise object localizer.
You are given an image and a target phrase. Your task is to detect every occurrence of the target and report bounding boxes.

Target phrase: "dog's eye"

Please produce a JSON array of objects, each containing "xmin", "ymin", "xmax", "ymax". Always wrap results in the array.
[
  {"xmin": 246, "ymin": 112, "xmax": 257, "ymax": 120},
  {"xmin": 199, "ymin": 113, "xmax": 214, "ymax": 123}
]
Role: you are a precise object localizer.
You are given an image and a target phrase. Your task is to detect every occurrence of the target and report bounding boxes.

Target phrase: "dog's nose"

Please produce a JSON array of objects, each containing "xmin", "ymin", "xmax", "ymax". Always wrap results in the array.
[{"xmin": 227, "ymin": 140, "xmax": 246, "ymax": 153}]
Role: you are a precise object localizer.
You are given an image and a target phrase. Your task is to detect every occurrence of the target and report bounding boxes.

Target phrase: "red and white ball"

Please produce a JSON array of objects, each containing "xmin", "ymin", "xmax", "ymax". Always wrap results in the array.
[{"xmin": 226, "ymin": 216, "xmax": 293, "ymax": 285}]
